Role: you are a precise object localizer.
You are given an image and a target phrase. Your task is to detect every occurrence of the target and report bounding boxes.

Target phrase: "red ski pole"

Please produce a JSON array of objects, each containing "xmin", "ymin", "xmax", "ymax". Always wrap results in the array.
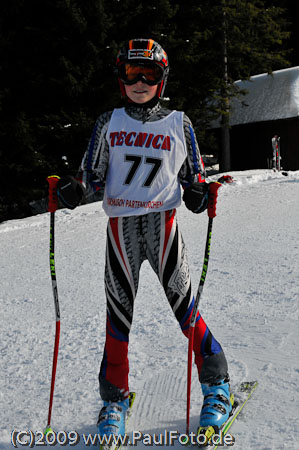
[
  {"xmin": 186, "ymin": 182, "xmax": 221, "ymax": 435},
  {"xmin": 45, "ymin": 175, "xmax": 61, "ymax": 434}
]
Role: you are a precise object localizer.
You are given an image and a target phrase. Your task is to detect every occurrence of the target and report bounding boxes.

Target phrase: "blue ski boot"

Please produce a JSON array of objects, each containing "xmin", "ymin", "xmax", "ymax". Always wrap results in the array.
[
  {"xmin": 199, "ymin": 378, "xmax": 233, "ymax": 430},
  {"xmin": 97, "ymin": 397, "xmax": 129, "ymax": 438}
]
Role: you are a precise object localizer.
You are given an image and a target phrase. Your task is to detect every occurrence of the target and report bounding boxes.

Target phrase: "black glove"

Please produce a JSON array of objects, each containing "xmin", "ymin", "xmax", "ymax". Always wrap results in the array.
[
  {"xmin": 57, "ymin": 176, "xmax": 85, "ymax": 210},
  {"xmin": 183, "ymin": 181, "xmax": 209, "ymax": 214}
]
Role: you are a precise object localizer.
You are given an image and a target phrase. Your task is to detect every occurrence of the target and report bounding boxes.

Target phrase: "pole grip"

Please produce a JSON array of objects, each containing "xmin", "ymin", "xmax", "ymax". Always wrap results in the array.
[
  {"xmin": 208, "ymin": 182, "xmax": 221, "ymax": 218},
  {"xmin": 47, "ymin": 176, "xmax": 60, "ymax": 213}
]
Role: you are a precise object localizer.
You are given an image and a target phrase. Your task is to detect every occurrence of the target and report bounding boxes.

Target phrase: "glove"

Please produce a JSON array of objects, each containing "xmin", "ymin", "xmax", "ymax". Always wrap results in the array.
[
  {"xmin": 183, "ymin": 182, "xmax": 209, "ymax": 214},
  {"xmin": 57, "ymin": 176, "xmax": 85, "ymax": 210}
]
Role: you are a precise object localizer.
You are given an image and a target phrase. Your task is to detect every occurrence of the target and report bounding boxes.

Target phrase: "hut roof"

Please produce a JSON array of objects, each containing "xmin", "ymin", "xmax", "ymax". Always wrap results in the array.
[{"xmin": 226, "ymin": 66, "xmax": 299, "ymax": 126}]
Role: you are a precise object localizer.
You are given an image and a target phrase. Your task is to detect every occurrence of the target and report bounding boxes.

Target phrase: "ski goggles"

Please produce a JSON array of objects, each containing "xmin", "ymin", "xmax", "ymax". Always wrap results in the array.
[{"xmin": 119, "ymin": 63, "xmax": 163, "ymax": 85}]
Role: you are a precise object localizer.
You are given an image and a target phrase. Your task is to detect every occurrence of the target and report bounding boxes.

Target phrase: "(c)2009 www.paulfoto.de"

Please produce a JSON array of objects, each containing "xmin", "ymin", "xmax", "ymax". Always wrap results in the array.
[{"xmin": 11, "ymin": 429, "xmax": 235, "ymax": 447}]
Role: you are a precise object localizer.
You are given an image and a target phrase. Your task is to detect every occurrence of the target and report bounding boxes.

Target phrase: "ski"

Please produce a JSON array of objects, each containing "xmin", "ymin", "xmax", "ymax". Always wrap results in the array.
[
  {"xmin": 196, "ymin": 381, "xmax": 258, "ymax": 449},
  {"xmin": 99, "ymin": 392, "xmax": 136, "ymax": 450},
  {"xmin": 272, "ymin": 135, "xmax": 281, "ymax": 171}
]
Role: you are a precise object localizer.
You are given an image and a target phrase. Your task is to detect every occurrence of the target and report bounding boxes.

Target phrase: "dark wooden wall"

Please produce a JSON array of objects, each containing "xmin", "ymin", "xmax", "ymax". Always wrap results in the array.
[{"xmin": 226, "ymin": 118, "xmax": 299, "ymax": 171}]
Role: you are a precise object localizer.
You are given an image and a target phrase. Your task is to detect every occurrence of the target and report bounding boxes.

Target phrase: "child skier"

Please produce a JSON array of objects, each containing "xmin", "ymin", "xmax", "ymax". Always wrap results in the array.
[{"xmin": 57, "ymin": 38, "xmax": 232, "ymax": 438}]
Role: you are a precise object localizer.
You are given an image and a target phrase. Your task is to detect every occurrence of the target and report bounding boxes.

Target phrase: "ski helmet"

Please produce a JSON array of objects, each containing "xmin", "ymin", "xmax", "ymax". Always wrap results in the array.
[{"xmin": 116, "ymin": 38, "xmax": 169, "ymax": 99}]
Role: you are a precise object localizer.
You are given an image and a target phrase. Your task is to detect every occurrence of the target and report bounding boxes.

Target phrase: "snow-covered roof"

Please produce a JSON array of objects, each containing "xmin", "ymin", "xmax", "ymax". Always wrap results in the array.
[{"xmin": 227, "ymin": 66, "xmax": 299, "ymax": 126}]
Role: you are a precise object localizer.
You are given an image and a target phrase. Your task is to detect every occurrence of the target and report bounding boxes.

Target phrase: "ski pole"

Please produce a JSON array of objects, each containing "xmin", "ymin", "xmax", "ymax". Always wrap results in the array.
[
  {"xmin": 186, "ymin": 182, "xmax": 222, "ymax": 435},
  {"xmin": 45, "ymin": 175, "xmax": 61, "ymax": 434}
]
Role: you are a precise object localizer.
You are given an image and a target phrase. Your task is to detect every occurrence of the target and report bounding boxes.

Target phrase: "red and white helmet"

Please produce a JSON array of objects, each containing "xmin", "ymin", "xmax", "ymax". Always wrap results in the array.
[{"xmin": 116, "ymin": 38, "xmax": 169, "ymax": 99}]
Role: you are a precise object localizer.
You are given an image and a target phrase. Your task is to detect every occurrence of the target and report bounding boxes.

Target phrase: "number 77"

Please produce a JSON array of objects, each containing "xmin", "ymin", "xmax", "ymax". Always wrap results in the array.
[{"xmin": 124, "ymin": 155, "xmax": 163, "ymax": 187}]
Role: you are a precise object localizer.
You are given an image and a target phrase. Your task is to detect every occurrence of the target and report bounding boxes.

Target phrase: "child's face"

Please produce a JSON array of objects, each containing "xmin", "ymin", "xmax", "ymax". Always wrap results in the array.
[{"xmin": 125, "ymin": 81, "xmax": 158, "ymax": 104}]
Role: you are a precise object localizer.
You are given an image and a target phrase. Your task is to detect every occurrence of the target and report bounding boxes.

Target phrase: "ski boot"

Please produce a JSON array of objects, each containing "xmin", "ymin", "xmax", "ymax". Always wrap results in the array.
[
  {"xmin": 97, "ymin": 397, "xmax": 129, "ymax": 439},
  {"xmin": 197, "ymin": 377, "xmax": 233, "ymax": 441}
]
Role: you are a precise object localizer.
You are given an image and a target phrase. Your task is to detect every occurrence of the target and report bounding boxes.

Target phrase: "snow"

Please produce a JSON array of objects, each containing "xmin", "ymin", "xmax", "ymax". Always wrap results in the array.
[
  {"xmin": 212, "ymin": 66, "xmax": 299, "ymax": 127},
  {"xmin": 1, "ymin": 169, "xmax": 299, "ymax": 450}
]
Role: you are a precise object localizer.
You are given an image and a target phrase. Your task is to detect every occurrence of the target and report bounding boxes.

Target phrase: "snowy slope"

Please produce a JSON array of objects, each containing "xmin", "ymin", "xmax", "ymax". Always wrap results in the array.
[{"xmin": 1, "ymin": 170, "xmax": 299, "ymax": 450}]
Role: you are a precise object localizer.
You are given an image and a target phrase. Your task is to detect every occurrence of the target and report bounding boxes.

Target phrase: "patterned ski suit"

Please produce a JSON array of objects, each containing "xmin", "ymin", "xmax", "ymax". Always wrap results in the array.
[{"xmin": 80, "ymin": 101, "xmax": 228, "ymax": 401}]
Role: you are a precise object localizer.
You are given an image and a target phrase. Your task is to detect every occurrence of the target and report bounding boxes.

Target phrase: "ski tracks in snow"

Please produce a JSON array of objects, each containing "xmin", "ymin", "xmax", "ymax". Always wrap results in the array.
[{"xmin": 1, "ymin": 170, "xmax": 299, "ymax": 450}]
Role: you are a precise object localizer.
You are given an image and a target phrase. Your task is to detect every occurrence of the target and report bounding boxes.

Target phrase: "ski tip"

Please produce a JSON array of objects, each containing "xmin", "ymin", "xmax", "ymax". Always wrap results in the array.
[
  {"xmin": 128, "ymin": 392, "xmax": 136, "ymax": 407},
  {"xmin": 44, "ymin": 426, "xmax": 53, "ymax": 435},
  {"xmin": 238, "ymin": 380, "xmax": 258, "ymax": 391}
]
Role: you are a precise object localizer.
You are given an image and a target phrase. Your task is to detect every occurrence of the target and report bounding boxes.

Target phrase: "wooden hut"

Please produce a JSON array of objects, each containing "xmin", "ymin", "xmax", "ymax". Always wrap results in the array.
[{"xmin": 213, "ymin": 67, "xmax": 299, "ymax": 171}]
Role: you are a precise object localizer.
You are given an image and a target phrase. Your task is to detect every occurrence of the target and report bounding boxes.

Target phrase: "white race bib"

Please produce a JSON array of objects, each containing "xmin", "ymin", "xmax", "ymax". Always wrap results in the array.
[{"xmin": 103, "ymin": 108, "xmax": 187, "ymax": 217}]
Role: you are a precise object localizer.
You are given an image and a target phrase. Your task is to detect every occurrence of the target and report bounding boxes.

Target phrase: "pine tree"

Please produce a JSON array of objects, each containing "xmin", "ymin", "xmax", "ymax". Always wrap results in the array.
[
  {"xmin": 0, "ymin": 0, "xmax": 293, "ymax": 220},
  {"xmin": 0, "ymin": 0, "xmax": 111, "ymax": 220},
  {"xmin": 180, "ymin": 0, "xmax": 290, "ymax": 171},
  {"xmin": 142, "ymin": 0, "xmax": 290, "ymax": 166}
]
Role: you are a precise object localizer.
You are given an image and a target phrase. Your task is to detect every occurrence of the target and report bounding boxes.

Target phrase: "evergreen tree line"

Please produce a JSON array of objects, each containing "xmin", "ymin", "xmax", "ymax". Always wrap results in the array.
[{"xmin": 0, "ymin": 0, "xmax": 296, "ymax": 221}]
